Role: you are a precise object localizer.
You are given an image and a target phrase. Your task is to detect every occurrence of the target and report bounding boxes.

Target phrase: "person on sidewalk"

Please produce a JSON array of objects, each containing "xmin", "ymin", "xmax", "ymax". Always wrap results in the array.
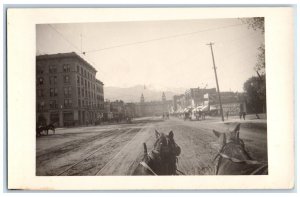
[{"xmin": 242, "ymin": 112, "xmax": 246, "ymax": 120}]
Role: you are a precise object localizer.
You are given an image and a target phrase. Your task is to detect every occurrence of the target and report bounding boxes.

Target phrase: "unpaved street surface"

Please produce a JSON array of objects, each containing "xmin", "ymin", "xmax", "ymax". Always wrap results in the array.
[{"xmin": 36, "ymin": 117, "xmax": 267, "ymax": 176}]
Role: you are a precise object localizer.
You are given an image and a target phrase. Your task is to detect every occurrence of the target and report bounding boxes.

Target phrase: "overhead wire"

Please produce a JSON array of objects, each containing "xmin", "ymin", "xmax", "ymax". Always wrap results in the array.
[
  {"xmin": 48, "ymin": 24, "xmax": 82, "ymax": 53},
  {"xmin": 46, "ymin": 22, "xmax": 260, "ymax": 83},
  {"xmin": 47, "ymin": 24, "xmax": 108, "ymax": 78},
  {"xmin": 84, "ymin": 23, "xmax": 246, "ymax": 54}
]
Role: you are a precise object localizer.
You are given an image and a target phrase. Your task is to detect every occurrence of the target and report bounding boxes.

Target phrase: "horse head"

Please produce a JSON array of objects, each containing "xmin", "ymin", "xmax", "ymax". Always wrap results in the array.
[
  {"xmin": 213, "ymin": 123, "xmax": 251, "ymax": 162},
  {"xmin": 212, "ymin": 123, "xmax": 267, "ymax": 175},
  {"xmin": 142, "ymin": 130, "xmax": 181, "ymax": 175}
]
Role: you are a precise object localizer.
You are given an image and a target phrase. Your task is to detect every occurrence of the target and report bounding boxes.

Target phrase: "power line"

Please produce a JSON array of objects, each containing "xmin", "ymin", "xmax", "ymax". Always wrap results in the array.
[
  {"xmin": 47, "ymin": 24, "xmax": 108, "ymax": 78},
  {"xmin": 48, "ymin": 24, "xmax": 82, "ymax": 54},
  {"xmin": 85, "ymin": 23, "xmax": 246, "ymax": 54}
]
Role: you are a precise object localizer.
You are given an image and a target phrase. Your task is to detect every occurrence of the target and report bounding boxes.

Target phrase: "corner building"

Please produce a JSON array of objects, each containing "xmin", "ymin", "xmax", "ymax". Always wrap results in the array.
[{"xmin": 36, "ymin": 52, "xmax": 104, "ymax": 127}]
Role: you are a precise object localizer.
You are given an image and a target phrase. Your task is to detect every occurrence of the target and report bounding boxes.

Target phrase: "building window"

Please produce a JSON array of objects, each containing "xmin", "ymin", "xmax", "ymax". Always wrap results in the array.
[
  {"xmin": 78, "ymin": 99, "xmax": 81, "ymax": 107},
  {"xmin": 38, "ymin": 101, "xmax": 45, "ymax": 112},
  {"xmin": 77, "ymin": 76, "xmax": 80, "ymax": 85},
  {"xmin": 82, "ymin": 100, "xmax": 84, "ymax": 107},
  {"xmin": 78, "ymin": 87, "xmax": 80, "ymax": 96},
  {"xmin": 85, "ymin": 80, "xmax": 87, "ymax": 87},
  {"xmin": 81, "ymin": 88, "xmax": 84, "ymax": 97},
  {"xmin": 63, "ymin": 64, "xmax": 71, "ymax": 72},
  {"xmin": 64, "ymin": 75, "xmax": 70, "ymax": 83},
  {"xmin": 49, "ymin": 76, "xmax": 57, "ymax": 85},
  {"xmin": 38, "ymin": 77, "xmax": 44, "ymax": 85},
  {"xmin": 37, "ymin": 66, "xmax": 44, "ymax": 74},
  {"xmin": 84, "ymin": 70, "xmax": 86, "ymax": 77},
  {"xmin": 49, "ymin": 65, "xmax": 57, "ymax": 73},
  {"xmin": 49, "ymin": 100, "xmax": 57, "ymax": 109},
  {"xmin": 64, "ymin": 99, "xmax": 73, "ymax": 108},
  {"xmin": 77, "ymin": 65, "xmax": 80, "ymax": 73},
  {"xmin": 81, "ymin": 77, "xmax": 83, "ymax": 85},
  {"xmin": 50, "ymin": 88, "xmax": 58, "ymax": 97},
  {"xmin": 64, "ymin": 87, "xmax": 72, "ymax": 97},
  {"xmin": 85, "ymin": 90, "xmax": 87, "ymax": 98},
  {"xmin": 37, "ymin": 89, "xmax": 44, "ymax": 97}
]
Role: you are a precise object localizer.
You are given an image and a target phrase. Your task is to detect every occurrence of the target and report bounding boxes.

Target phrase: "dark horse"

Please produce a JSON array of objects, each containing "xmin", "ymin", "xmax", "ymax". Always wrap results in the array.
[
  {"xmin": 133, "ymin": 130, "xmax": 181, "ymax": 175},
  {"xmin": 36, "ymin": 123, "xmax": 55, "ymax": 136},
  {"xmin": 212, "ymin": 123, "xmax": 268, "ymax": 175}
]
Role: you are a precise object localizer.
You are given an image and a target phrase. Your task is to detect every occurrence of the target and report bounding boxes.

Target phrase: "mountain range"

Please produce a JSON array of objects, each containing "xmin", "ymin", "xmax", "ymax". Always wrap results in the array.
[{"xmin": 104, "ymin": 85, "xmax": 186, "ymax": 103}]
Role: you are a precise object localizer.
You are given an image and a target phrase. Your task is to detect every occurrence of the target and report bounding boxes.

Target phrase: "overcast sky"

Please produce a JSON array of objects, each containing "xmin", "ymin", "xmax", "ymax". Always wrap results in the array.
[{"xmin": 37, "ymin": 18, "xmax": 264, "ymax": 92}]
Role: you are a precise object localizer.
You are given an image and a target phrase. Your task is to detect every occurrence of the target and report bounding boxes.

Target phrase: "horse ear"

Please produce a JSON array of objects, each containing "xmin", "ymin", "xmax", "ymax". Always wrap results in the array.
[
  {"xmin": 143, "ymin": 143, "xmax": 147, "ymax": 155},
  {"xmin": 235, "ymin": 131, "xmax": 240, "ymax": 140},
  {"xmin": 155, "ymin": 130, "xmax": 160, "ymax": 138},
  {"xmin": 232, "ymin": 123, "xmax": 240, "ymax": 140},
  {"xmin": 213, "ymin": 130, "xmax": 221, "ymax": 138},
  {"xmin": 169, "ymin": 131, "xmax": 174, "ymax": 139},
  {"xmin": 233, "ymin": 123, "xmax": 241, "ymax": 132}
]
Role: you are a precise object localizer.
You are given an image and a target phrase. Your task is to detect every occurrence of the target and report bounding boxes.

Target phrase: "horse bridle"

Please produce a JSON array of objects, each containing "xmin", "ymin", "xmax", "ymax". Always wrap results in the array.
[
  {"xmin": 139, "ymin": 151, "xmax": 185, "ymax": 175},
  {"xmin": 214, "ymin": 141, "xmax": 268, "ymax": 175}
]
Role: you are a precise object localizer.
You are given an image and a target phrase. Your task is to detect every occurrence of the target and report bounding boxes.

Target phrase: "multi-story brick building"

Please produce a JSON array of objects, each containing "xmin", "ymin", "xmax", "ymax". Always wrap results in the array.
[
  {"xmin": 185, "ymin": 87, "xmax": 216, "ymax": 108},
  {"xmin": 206, "ymin": 92, "xmax": 247, "ymax": 116},
  {"xmin": 36, "ymin": 52, "xmax": 104, "ymax": 127}
]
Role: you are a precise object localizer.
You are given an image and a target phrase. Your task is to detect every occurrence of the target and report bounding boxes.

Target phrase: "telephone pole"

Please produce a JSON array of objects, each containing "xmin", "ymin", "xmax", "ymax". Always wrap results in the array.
[{"xmin": 207, "ymin": 42, "xmax": 224, "ymax": 121}]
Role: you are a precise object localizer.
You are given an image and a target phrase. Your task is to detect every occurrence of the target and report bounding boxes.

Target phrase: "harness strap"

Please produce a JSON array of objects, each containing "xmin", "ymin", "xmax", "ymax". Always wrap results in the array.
[
  {"xmin": 250, "ymin": 163, "xmax": 268, "ymax": 175},
  {"xmin": 140, "ymin": 161, "xmax": 158, "ymax": 176},
  {"xmin": 176, "ymin": 168, "xmax": 185, "ymax": 175},
  {"xmin": 218, "ymin": 152, "xmax": 266, "ymax": 165}
]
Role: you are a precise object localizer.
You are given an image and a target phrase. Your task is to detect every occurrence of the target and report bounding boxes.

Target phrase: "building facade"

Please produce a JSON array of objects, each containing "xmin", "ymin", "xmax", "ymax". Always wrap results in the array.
[
  {"xmin": 36, "ymin": 52, "xmax": 104, "ymax": 127},
  {"xmin": 173, "ymin": 94, "xmax": 185, "ymax": 112},
  {"xmin": 135, "ymin": 92, "xmax": 171, "ymax": 117},
  {"xmin": 185, "ymin": 88, "xmax": 216, "ymax": 108},
  {"xmin": 208, "ymin": 92, "xmax": 247, "ymax": 116}
]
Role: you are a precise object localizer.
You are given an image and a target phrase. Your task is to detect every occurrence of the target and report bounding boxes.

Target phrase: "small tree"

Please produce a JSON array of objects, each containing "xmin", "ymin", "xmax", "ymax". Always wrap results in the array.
[{"xmin": 243, "ymin": 76, "xmax": 266, "ymax": 114}]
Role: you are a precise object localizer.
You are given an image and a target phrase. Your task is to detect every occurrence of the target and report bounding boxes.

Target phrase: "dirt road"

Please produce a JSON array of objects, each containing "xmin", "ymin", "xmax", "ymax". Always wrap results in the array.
[{"xmin": 36, "ymin": 117, "xmax": 267, "ymax": 176}]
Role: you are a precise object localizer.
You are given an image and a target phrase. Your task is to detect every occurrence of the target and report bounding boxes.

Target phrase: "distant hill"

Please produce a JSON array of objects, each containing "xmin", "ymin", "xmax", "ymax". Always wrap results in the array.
[{"xmin": 104, "ymin": 85, "xmax": 181, "ymax": 103}]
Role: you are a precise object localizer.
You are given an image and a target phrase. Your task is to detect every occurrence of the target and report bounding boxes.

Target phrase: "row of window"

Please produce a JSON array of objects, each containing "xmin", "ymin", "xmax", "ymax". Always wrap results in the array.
[
  {"xmin": 77, "ymin": 76, "xmax": 98, "ymax": 91},
  {"xmin": 38, "ymin": 99, "xmax": 104, "ymax": 111},
  {"xmin": 37, "ymin": 63, "xmax": 97, "ymax": 82},
  {"xmin": 37, "ymin": 75, "xmax": 70, "ymax": 85},
  {"xmin": 37, "ymin": 86, "xmax": 104, "ymax": 100},
  {"xmin": 37, "ymin": 75, "xmax": 102, "ymax": 94},
  {"xmin": 77, "ymin": 99, "xmax": 103, "ymax": 109},
  {"xmin": 37, "ymin": 99, "xmax": 72, "ymax": 111},
  {"xmin": 37, "ymin": 87, "xmax": 70, "ymax": 97},
  {"xmin": 37, "ymin": 64, "xmax": 72, "ymax": 74},
  {"xmin": 77, "ymin": 86, "xmax": 101, "ymax": 100},
  {"xmin": 76, "ymin": 65, "xmax": 95, "ymax": 80}
]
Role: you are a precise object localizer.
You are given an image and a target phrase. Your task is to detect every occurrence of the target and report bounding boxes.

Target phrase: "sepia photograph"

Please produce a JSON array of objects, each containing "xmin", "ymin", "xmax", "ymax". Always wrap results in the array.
[
  {"xmin": 36, "ymin": 18, "xmax": 267, "ymax": 176},
  {"xmin": 7, "ymin": 7, "xmax": 294, "ymax": 190}
]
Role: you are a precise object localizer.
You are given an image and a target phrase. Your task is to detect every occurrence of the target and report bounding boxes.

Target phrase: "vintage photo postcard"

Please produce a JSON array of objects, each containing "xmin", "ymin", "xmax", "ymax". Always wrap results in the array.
[{"xmin": 7, "ymin": 7, "xmax": 295, "ymax": 190}]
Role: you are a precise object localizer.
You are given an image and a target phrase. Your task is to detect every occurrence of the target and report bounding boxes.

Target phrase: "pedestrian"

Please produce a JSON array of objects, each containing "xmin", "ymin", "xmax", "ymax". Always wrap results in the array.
[
  {"xmin": 243, "ymin": 112, "xmax": 246, "ymax": 120},
  {"xmin": 239, "ymin": 112, "xmax": 242, "ymax": 119},
  {"xmin": 226, "ymin": 111, "xmax": 229, "ymax": 120}
]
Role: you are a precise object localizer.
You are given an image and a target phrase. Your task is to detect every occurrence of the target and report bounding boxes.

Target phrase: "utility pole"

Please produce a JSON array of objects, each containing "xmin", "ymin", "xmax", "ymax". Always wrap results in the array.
[
  {"xmin": 80, "ymin": 33, "xmax": 83, "ymax": 54},
  {"xmin": 207, "ymin": 42, "xmax": 224, "ymax": 121}
]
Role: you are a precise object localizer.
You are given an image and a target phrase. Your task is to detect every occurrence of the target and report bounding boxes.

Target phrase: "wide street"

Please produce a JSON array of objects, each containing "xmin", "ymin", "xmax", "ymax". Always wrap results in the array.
[{"xmin": 36, "ymin": 116, "xmax": 267, "ymax": 176}]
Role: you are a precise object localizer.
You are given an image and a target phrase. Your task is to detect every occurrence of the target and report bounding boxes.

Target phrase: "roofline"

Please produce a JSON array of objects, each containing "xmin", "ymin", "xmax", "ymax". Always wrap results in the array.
[
  {"xmin": 36, "ymin": 52, "xmax": 97, "ymax": 73},
  {"xmin": 96, "ymin": 79, "xmax": 104, "ymax": 85}
]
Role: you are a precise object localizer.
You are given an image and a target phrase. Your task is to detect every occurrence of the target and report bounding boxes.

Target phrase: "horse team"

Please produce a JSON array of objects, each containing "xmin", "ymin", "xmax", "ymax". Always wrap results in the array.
[
  {"xmin": 135, "ymin": 124, "xmax": 267, "ymax": 175},
  {"xmin": 36, "ymin": 123, "xmax": 55, "ymax": 136}
]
